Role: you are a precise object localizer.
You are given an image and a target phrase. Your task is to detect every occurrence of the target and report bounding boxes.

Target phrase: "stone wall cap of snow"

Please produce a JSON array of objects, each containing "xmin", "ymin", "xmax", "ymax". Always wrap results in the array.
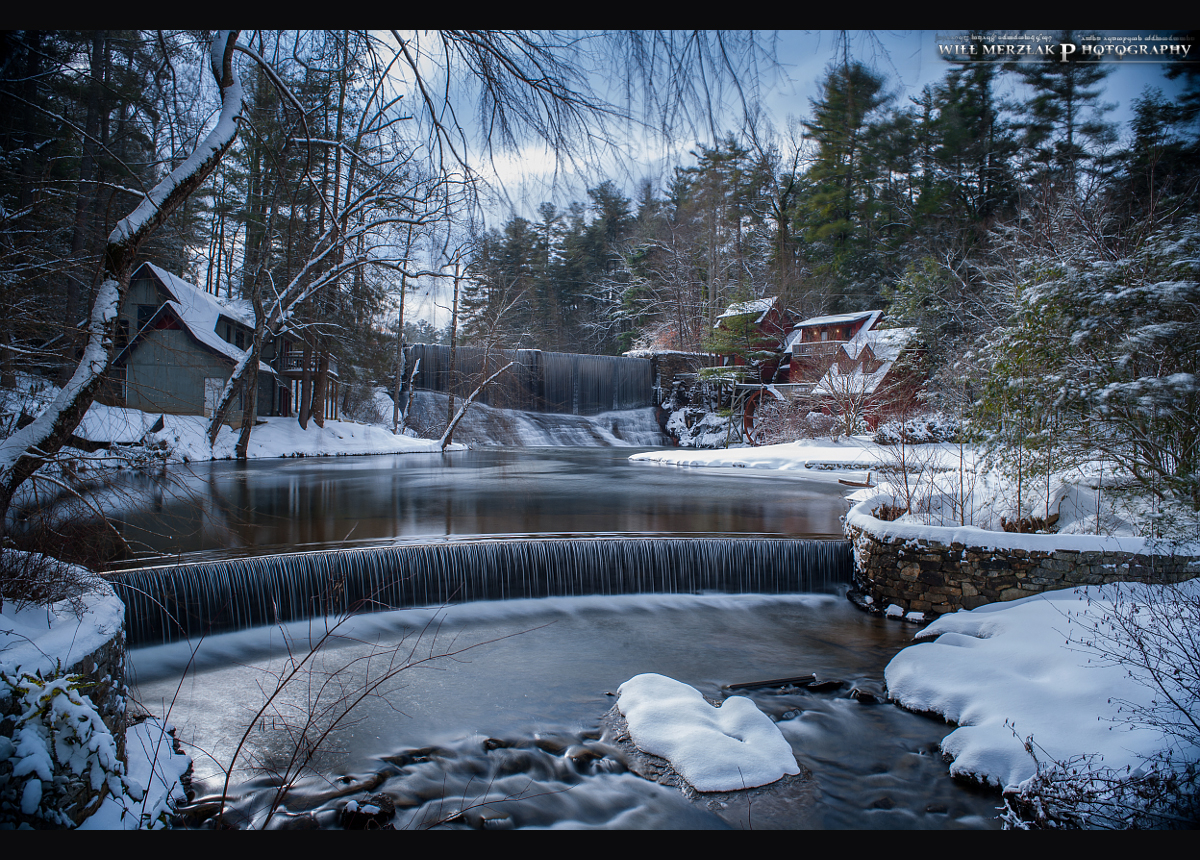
[
  {"xmin": 0, "ymin": 567, "xmax": 125, "ymax": 679},
  {"xmin": 845, "ymin": 496, "xmax": 1200, "ymax": 556}
]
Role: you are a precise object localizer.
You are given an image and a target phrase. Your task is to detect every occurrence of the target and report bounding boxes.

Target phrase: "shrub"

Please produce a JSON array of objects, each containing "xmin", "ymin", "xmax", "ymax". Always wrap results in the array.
[
  {"xmin": 873, "ymin": 413, "xmax": 961, "ymax": 446},
  {"xmin": 0, "ymin": 668, "xmax": 138, "ymax": 828}
]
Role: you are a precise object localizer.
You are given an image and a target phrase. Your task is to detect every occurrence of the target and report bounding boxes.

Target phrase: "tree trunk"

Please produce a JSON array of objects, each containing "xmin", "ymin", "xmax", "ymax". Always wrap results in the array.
[
  {"xmin": 311, "ymin": 346, "xmax": 329, "ymax": 428},
  {"xmin": 61, "ymin": 31, "xmax": 108, "ymax": 381},
  {"xmin": 0, "ymin": 31, "xmax": 244, "ymax": 529},
  {"xmin": 298, "ymin": 340, "xmax": 313, "ymax": 430}
]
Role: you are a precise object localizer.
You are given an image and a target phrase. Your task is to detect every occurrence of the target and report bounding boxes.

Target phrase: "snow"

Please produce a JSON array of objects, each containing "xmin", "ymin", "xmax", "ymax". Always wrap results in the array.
[
  {"xmin": 0, "ymin": 567, "xmax": 124, "ymax": 680},
  {"xmin": 630, "ymin": 436, "xmax": 951, "ymax": 476},
  {"xmin": 844, "ymin": 495, "xmax": 1200, "ymax": 556},
  {"xmin": 1, "ymin": 575, "xmax": 188, "ymax": 829},
  {"xmin": 791, "ymin": 309, "xmax": 880, "ymax": 330},
  {"xmin": 145, "ymin": 262, "xmax": 253, "ymax": 329},
  {"xmin": 110, "ymin": 31, "xmax": 242, "ymax": 247},
  {"xmin": 843, "ymin": 326, "xmax": 913, "ymax": 363},
  {"xmin": 884, "ymin": 581, "xmax": 1200, "ymax": 791},
  {"xmin": 716, "ymin": 296, "xmax": 776, "ymax": 325},
  {"xmin": 77, "ymin": 718, "xmax": 191, "ymax": 830},
  {"xmin": 616, "ymin": 673, "xmax": 800, "ymax": 792},
  {"xmin": 0, "ymin": 278, "xmax": 123, "ymax": 476},
  {"xmin": 73, "ymin": 400, "xmax": 458, "ymax": 463}
]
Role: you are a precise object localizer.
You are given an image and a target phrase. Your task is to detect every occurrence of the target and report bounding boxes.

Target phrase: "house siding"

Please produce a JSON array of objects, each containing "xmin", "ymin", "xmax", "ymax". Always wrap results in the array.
[{"xmin": 124, "ymin": 329, "xmax": 243, "ymax": 421}]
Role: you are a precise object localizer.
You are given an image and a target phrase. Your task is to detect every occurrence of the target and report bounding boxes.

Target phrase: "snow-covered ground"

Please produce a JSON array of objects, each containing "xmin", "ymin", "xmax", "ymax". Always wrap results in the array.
[
  {"xmin": 885, "ymin": 580, "xmax": 1200, "ymax": 800},
  {"xmin": 1, "ymin": 374, "xmax": 459, "ymax": 469},
  {"xmin": 1, "ymin": 573, "xmax": 189, "ymax": 829},
  {"xmin": 630, "ymin": 435, "xmax": 961, "ymax": 473},
  {"xmin": 631, "ymin": 436, "xmax": 1154, "ymax": 539},
  {"xmin": 76, "ymin": 400, "xmax": 457, "ymax": 463}
]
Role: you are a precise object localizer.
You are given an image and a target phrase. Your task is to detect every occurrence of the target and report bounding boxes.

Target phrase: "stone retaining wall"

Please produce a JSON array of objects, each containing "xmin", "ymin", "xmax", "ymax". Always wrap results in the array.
[{"xmin": 844, "ymin": 503, "xmax": 1200, "ymax": 618}]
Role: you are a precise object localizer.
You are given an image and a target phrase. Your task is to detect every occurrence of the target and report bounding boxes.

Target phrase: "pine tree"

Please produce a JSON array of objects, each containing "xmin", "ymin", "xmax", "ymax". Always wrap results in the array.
[
  {"xmin": 1006, "ymin": 30, "xmax": 1117, "ymax": 197},
  {"xmin": 799, "ymin": 60, "xmax": 893, "ymax": 310}
]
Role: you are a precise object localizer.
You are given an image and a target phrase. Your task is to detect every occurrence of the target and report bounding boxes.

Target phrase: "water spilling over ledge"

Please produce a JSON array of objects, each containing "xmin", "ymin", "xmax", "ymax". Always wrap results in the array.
[
  {"xmin": 404, "ymin": 344, "xmax": 655, "ymax": 415},
  {"xmin": 107, "ymin": 537, "xmax": 852, "ymax": 647}
]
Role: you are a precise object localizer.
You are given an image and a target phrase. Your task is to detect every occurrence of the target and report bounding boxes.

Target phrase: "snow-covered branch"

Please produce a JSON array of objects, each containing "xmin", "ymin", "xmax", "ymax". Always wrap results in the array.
[
  {"xmin": 439, "ymin": 361, "xmax": 515, "ymax": 451},
  {"xmin": 0, "ymin": 30, "xmax": 245, "ymax": 526}
]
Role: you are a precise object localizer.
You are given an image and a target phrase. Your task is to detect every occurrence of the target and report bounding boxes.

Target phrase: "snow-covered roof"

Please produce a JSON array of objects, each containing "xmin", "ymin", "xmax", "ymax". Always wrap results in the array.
[
  {"xmin": 812, "ymin": 326, "xmax": 915, "ymax": 397},
  {"xmin": 144, "ymin": 262, "xmax": 253, "ymax": 330},
  {"xmin": 792, "ymin": 309, "xmax": 880, "ymax": 329},
  {"xmin": 121, "ymin": 263, "xmax": 271, "ymax": 373},
  {"xmin": 160, "ymin": 301, "xmax": 246, "ymax": 364},
  {"xmin": 715, "ymin": 296, "xmax": 777, "ymax": 326},
  {"xmin": 844, "ymin": 326, "xmax": 914, "ymax": 363}
]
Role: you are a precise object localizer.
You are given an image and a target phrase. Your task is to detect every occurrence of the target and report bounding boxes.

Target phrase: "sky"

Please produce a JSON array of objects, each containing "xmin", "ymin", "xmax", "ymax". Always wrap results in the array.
[{"xmin": 403, "ymin": 29, "xmax": 1194, "ymax": 328}]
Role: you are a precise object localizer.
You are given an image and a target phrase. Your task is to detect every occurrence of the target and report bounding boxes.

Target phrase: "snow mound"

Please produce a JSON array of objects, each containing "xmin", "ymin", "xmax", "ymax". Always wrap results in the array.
[
  {"xmin": 616, "ymin": 673, "xmax": 799, "ymax": 792},
  {"xmin": 884, "ymin": 582, "xmax": 1199, "ymax": 790}
]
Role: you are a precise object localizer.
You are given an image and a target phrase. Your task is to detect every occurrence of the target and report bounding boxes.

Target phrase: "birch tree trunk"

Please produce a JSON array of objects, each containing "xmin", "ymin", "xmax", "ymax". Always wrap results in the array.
[{"xmin": 0, "ymin": 31, "xmax": 244, "ymax": 530}]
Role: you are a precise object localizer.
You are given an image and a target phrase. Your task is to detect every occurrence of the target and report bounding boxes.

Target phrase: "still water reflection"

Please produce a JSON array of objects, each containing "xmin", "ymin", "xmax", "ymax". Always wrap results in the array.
[{"xmin": 115, "ymin": 447, "xmax": 853, "ymax": 563}]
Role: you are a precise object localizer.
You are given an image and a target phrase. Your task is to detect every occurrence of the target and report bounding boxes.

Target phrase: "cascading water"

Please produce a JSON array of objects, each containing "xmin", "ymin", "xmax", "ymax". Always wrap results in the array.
[
  {"xmin": 404, "ymin": 344, "xmax": 655, "ymax": 415},
  {"xmin": 109, "ymin": 537, "xmax": 852, "ymax": 647},
  {"xmin": 403, "ymin": 390, "xmax": 666, "ymax": 447},
  {"xmin": 113, "ymin": 452, "xmax": 1003, "ymax": 829}
]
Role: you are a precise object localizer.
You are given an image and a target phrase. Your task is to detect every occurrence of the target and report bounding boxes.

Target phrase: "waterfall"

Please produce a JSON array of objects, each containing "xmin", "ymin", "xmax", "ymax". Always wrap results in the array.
[
  {"xmin": 108, "ymin": 538, "xmax": 852, "ymax": 647},
  {"xmin": 405, "ymin": 345, "xmax": 654, "ymax": 415}
]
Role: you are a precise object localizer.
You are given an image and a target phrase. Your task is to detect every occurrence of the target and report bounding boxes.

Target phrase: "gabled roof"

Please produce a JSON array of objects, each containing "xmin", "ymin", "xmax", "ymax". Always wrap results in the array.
[
  {"xmin": 142, "ymin": 262, "xmax": 254, "ymax": 332},
  {"xmin": 117, "ymin": 263, "xmax": 272, "ymax": 373},
  {"xmin": 812, "ymin": 326, "xmax": 916, "ymax": 397},
  {"xmin": 715, "ymin": 296, "xmax": 777, "ymax": 327}
]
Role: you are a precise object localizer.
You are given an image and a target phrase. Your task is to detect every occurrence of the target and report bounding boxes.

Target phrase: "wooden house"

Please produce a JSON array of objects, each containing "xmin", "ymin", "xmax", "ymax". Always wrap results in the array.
[
  {"xmin": 783, "ymin": 310, "xmax": 883, "ymax": 384},
  {"xmin": 782, "ymin": 309, "xmax": 920, "ymax": 428},
  {"xmin": 101, "ymin": 263, "xmax": 338, "ymax": 424},
  {"xmin": 711, "ymin": 296, "xmax": 793, "ymax": 384}
]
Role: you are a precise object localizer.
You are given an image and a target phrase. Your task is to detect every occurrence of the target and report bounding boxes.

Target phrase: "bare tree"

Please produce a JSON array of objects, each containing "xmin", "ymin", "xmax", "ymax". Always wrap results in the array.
[
  {"xmin": 0, "ymin": 31, "xmax": 244, "ymax": 529},
  {"xmin": 2, "ymin": 29, "xmax": 781, "ymax": 530}
]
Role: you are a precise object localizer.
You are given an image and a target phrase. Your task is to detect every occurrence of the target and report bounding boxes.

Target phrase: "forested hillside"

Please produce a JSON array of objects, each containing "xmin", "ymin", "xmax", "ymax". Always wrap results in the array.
[{"xmin": 1, "ymin": 31, "xmax": 1196, "ymax": 518}]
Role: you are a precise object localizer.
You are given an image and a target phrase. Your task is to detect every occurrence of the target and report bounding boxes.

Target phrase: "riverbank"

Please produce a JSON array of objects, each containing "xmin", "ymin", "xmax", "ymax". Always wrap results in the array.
[
  {"xmin": 0, "ymin": 571, "xmax": 190, "ymax": 828},
  {"xmin": 632, "ymin": 439, "xmax": 1200, "ymax": 826},
  {"xmin": 884, "ymin": 578, "xmax": 1199, "ymax": 826},
  {"xmin": 1, "ymin": 374, "xmax": 458, "ymax": 470},
  {"xmin": 629, "ymin": 436, "xmax": 920, "ymax": 474},
  {"xmin": 77, "ymin": 401, "xmax": 458, "ymax": 463}
]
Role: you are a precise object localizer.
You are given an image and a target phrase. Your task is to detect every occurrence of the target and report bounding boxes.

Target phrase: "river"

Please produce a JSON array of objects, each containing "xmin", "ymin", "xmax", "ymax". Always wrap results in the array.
[{"xmin": 115, "ymin": 447, "xmax": 1001, "ymax": 829}]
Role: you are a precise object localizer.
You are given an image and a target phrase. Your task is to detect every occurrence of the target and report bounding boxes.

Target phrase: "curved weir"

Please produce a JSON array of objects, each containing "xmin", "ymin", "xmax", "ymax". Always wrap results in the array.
[{"xmin": 108, "ymin": 537, "xmax": 852, "ymax": 647}]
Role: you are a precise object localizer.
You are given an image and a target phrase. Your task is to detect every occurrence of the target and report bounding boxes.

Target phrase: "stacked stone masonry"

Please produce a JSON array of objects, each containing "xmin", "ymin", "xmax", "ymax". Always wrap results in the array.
[{"xmin": 845, "ymin": 517, "xmax": 1200, "ymax": 617}]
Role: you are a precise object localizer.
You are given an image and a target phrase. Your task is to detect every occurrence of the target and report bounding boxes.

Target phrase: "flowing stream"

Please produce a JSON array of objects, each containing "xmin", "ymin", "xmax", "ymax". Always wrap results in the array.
[{"xmin": 112, "ymin": 447, "xmax": 1001, "ymax": 829}]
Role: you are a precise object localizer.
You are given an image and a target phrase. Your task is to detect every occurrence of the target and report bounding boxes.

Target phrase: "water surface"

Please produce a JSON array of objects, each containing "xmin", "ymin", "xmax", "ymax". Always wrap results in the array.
[
  {"xmin": 112, "ymin": 447, "xmax": 853, "ymax": 564},
  {"xmin": 131, "ymin": 592, "xmax": 1000, "ymax": 830},
  {"xmin": 116, "ymin": 446, "xmax": 999, "ymax": 829}
]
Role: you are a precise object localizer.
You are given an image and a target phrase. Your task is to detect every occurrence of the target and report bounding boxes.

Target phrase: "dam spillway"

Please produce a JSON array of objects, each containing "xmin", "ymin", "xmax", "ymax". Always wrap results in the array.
[
  {"xmin": 403, "ymin": 345, "xmax": 655, "ymax": 415},
  {"xmin": 108, "ymin": 537, "xmax": 853, "ymax": 646}
]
